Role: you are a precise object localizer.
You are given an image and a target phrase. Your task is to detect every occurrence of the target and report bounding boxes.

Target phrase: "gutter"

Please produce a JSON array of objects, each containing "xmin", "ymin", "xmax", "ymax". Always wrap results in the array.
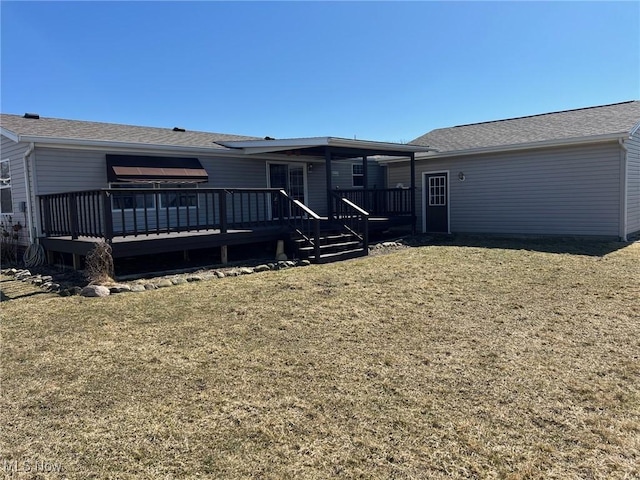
[
  {"xmin": 619, "ymin": 138, "xmax": 628, "ymax": 241},
  {"xmin": 16, "ymin": 135, "xmax": 244, "ymax": 156},
  {"xmin": 22, "ymin": 142, "xmax": 35, "ymax": 243}
]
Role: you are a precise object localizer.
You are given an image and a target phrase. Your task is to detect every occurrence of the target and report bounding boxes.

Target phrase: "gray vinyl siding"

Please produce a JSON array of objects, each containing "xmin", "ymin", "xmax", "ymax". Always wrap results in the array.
[
  {"xmin": 331, "ymin": 159, "xmax": 385, "ymax": 189},
  {"xmin": 0, "ymin": 136, "xmax": 30, "ymax": 246},
  {"xmin": 32, "ymin": 146, "xmax": 330, "ymax": 231},
  {"xmin": 306, "ymin": 164, "xmax": 327, "ymax": 215},
  {"xmin": 626, "ymin": 131, "xmax": 640, "ymax": 236},
  {"xmin": 389, "ymin": 142, "xmax": 622, "ymax": 238}
]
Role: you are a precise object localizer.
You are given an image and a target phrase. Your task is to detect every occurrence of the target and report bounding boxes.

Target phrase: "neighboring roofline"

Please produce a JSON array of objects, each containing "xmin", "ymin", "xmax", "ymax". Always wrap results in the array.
[
  {"xmin": 216, "ymin": 137, "xmax": 436, "ymax": 155},
  {"xmin": 378, "ymin": 132, "xmax": 629, "ymax": 164}
]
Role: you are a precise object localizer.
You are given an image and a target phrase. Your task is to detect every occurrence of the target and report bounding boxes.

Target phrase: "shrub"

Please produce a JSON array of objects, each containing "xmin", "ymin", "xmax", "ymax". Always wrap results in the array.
[{"xmin": 85, "ymin": 241, "xmax": 114, "ymax": 284}]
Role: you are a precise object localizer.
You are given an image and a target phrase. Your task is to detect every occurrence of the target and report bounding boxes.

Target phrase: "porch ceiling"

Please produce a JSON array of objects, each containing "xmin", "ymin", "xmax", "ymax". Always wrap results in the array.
[{"xmin": 215, "ymin": 137, "xmax": 435, "ymax": 159}]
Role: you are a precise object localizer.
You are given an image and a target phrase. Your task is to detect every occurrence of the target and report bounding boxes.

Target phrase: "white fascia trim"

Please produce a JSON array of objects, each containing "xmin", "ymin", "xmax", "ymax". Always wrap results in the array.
[
  {"xmin": 0, "ymin": 128, "xmax": 19, "ymax": 143},
  {"xmin": 378, "ymin": 133, "xmax": 628, "ymax": 164},
  {"xmin": 629, "ymin": 120, "xmax": 640, "ymax": 138},
  {"xmin": 217, "ymin": 137, "xmax": 435, "ymax": 154}
]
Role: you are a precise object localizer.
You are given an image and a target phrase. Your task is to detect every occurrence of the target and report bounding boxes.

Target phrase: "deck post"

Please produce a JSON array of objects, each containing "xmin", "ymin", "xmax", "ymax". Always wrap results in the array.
[
  {"xmin": 219, "ymin": 191, "xmax": 228, "ymax": 234},
  {"xmin": 102, "ymin": 190, "xmax": 114, "ymax": 241},
  {"xmin": 325, "ymin": 148, "xmax": 333, "ymax": 222},
  {"xmin": 69, "ymin": 193, "xmax": 79, "ymax": 239},
  {"xmin": 362, "ymin": 155, "xmax": 368, "ymax": 213},
  {"xmin": 410, "ymin": 152, "xmax": 416, "ymax": 234},
  {"xmin": 72, "ymin": 253, "xmax": 81, "ymax": 270},
  {"xmin": 221, "ymin": 245, "xmax": 228, "ymax": 264},
  {"xmin": 41, "ymin": 196, "xmax": 52, "ymax": 236}
]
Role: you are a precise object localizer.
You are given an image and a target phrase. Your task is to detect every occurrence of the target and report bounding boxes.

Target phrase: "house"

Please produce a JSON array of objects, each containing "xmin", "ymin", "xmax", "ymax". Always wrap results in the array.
[
  {"xmin": 0, "ymin": 113, "xmax": 430, "ymax": 267},
  {"xmin": 381, "ymin": 101, "xmax": 640, "ymax": 241}
]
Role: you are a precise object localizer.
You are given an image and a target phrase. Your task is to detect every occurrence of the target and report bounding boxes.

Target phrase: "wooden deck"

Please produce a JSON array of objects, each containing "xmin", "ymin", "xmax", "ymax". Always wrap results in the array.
[
  {"xmin": 37, "ymin": 187, "xmax": 415, "ymax": 265},
  {"xmin": 39, "ymin": 226, "xmax": 288, "ymax": 258}
]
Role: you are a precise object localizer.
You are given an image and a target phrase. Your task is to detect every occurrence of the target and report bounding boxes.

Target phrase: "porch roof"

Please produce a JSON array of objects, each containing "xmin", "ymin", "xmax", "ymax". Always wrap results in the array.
[{"xmin": 215, "ymin": 137, "xmax": 435, "ymax": 159}]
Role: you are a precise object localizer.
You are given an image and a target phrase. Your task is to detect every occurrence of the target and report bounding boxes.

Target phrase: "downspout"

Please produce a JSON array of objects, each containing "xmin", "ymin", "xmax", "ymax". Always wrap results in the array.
[
  {"xmin": 22, "ymin": 142, "xmax": 36, "ymax": 243},
  {"xmin": 618, "ymin": 138, "xmax": 628, "ymax": 242}
]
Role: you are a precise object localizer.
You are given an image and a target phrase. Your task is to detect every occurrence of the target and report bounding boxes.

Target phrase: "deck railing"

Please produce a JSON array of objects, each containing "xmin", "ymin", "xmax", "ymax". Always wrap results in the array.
[
  {"xmin": 334, "ymin": 188, "xmax": 413, "ymax": 217},
  {"xmin": 39, "ymin": 188, "xmax": 293, "ymax": 240}
]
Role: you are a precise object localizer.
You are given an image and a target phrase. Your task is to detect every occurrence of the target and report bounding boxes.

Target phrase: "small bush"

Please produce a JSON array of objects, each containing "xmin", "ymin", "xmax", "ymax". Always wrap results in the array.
[{"xmin": 85, "ymin": 241, "xmax": 114, "ymax": 284}]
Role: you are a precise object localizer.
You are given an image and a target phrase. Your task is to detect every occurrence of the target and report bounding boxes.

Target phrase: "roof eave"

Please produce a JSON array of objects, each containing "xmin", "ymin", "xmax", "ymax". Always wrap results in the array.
[
  {"xmin": 379, "ymin": 133, "xmax": 629, "ymax": 164},
  {"xmin": 216, "ymin": 136, "xmax": 435, "ymax": 155},
  {"xmin": 9, "ymin": 135, "xmax": 241, "ymax": 155}
]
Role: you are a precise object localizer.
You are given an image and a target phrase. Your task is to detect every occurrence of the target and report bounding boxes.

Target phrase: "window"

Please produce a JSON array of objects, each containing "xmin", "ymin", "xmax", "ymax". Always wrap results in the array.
[
  {"xmin": 110, "ymin": 183, "xmax": 155, "ymax": 211},
  {"xmin": 0, "ymin": 160, "xmax": 13, "ymax": 214},
  {"xmin": 428, "ymin": 176, "xmax": 446, "ymax": 206},
  {"xmin": 352, "ymin": 163, "xmax": 364, "ymax": 187},
  {"xmin": 159, "ymin": 184, "xmax": 199, "ymax": 208},
  {"xmin": 110, "ymin": 183, "xmax": 199, "ymax": 210}
]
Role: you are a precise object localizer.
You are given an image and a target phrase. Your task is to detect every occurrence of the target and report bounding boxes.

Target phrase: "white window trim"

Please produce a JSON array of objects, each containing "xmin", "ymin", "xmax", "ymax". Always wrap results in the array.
[
  {"xmin": 0, "ymin": 159, "xmax": 14, "ymax": 214},
  {"xmin": 351, "ymin": 163, "xmax": 364, "ymax": 188}
]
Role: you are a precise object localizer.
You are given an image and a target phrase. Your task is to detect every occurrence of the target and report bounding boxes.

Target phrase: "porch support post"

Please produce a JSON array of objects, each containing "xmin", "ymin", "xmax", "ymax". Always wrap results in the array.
[
  {"xmin": 410, "ymin": 152, "xmax": 416, "ymax": 234},
  {"xmin": 362, "ymin": 155, "xmax": 368, "ymax": 212},
  {"xmin": 221, "ymin": 245, "xmax": 228, "ymax": 264},
  {"xmin": 325, "ymin": 148, "xmax": 333, "ymax": 222}
]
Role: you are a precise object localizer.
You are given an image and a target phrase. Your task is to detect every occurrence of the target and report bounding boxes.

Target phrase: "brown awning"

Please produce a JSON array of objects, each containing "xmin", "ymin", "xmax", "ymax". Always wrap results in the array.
[{"xmin": 106, "ymin": 155, "xmax": 208, "ymax": 183}]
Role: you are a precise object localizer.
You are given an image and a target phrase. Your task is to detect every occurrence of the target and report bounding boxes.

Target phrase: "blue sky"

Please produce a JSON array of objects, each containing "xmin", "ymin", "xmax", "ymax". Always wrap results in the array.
[{"xmin": 1, "ymin": 1, "xmax": 638, "ymax": 143}]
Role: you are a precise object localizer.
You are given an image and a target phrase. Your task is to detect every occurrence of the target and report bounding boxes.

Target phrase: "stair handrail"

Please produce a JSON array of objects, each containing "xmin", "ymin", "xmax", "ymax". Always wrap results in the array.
[
  {"xmin": 330, "ymin": 192, "xmax": 369, "ymax": 254},
  {"xmin": 278, "ymin": 190, "xmax": 322, "ymax": 260}
]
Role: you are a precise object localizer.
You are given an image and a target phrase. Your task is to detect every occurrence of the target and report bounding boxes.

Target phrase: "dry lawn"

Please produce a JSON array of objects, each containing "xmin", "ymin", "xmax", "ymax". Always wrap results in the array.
[{"xmin": 1, "ymin": 239, "xmax": 639, "ymax": 479}]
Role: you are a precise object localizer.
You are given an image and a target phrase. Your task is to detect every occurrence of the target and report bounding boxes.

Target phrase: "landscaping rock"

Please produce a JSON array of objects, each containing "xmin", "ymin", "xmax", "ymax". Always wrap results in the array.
[
  {"xmin": 297, "ymin": 259, "xmax": 311, "ymax": 267},
  {"xmin": 70, "ymin": 286, "xmax": 83, "ymax": 296},
  {"xmin": 144, "ymin": 283, "xmax": 157, "ymax": 290},
  {"xmin": 156, "ymin": 279, "xmax": 173, "ymax": 288},
  {"xmin": 238, "ymin": 267, "xmax": 254, "ymax": 275},
  {"xmin": 214, "ymin": 271, "xmax": 225, "ymax": 279},
  {"xmin": 130, "ymin": 284, "xmax": 146, "ymax": 292},
  {"xmin": 186, "ymin": 275, "xmax": 203, "ymax": 282},
  {"xmin": 254, "ymin": 264, "xmax": 270, "ymax": 272},
  {"xmin": 81, "ymin": 285, "xmax": 111, "ymax": 297},
  {"xmin": 171, "ymin": 277, "xmax": 187, "ymax": 285},
  {"xmin": 109, "ymin": 284, "xmax": 132, "ymax": 294}
]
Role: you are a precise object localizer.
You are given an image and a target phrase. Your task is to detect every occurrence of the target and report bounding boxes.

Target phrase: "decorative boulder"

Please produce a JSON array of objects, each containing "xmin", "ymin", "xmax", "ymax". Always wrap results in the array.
[{"xmin": 80, "ymin": 285, "xmax": 111, "ymax": 297}]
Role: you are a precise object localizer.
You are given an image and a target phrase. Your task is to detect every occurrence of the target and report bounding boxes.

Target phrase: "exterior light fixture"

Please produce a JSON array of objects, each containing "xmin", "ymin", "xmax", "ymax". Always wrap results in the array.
[{"xmin": 458, "ymin": 172, "xmax": 466, "ymax": 181}]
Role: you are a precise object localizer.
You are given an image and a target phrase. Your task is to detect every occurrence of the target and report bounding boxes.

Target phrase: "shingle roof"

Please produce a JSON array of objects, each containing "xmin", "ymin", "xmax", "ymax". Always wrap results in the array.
[
  {"xmin": 0, "ymin": 113, "xmax": 259, "ymax": 149},
  {"xmin": 410, "ymin": 101, "xmax": 640, "ymax": 153}
]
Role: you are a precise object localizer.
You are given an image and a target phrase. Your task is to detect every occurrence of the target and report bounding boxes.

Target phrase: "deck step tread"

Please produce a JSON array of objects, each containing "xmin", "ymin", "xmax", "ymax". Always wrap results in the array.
[
  {"xmin": 308, "ymin": 249, "xmax": 367, "ymax": 263},
  {"xmin": 298, "ymin": 241, "xmax": 361, "ymax": 252}
]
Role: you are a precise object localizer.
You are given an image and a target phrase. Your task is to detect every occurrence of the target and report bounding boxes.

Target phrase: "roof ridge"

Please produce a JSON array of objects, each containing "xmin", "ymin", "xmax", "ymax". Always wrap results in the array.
[{"xmin": 451, "ymin": 100, "xmax": 638, "ymax": 129}]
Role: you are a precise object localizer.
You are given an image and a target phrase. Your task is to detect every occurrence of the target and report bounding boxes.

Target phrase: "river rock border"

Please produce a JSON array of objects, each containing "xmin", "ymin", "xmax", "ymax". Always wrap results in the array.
[{"xmin": 1, "ymin": 240, "xmax": 410, "ymax": 299}]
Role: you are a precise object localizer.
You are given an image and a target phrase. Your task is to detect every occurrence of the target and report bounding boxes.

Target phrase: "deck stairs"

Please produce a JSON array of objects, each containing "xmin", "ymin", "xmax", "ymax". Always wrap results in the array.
[{"xmin": 290, "ymin": 228, "xmax": 367, "ymax": 264}]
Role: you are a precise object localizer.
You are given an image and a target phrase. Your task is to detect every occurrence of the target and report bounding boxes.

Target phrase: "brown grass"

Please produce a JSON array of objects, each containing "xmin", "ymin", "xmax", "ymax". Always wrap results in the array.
[{"xmin": 1, "ymin": 240, "xmax": 639, "ymax": 479}]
